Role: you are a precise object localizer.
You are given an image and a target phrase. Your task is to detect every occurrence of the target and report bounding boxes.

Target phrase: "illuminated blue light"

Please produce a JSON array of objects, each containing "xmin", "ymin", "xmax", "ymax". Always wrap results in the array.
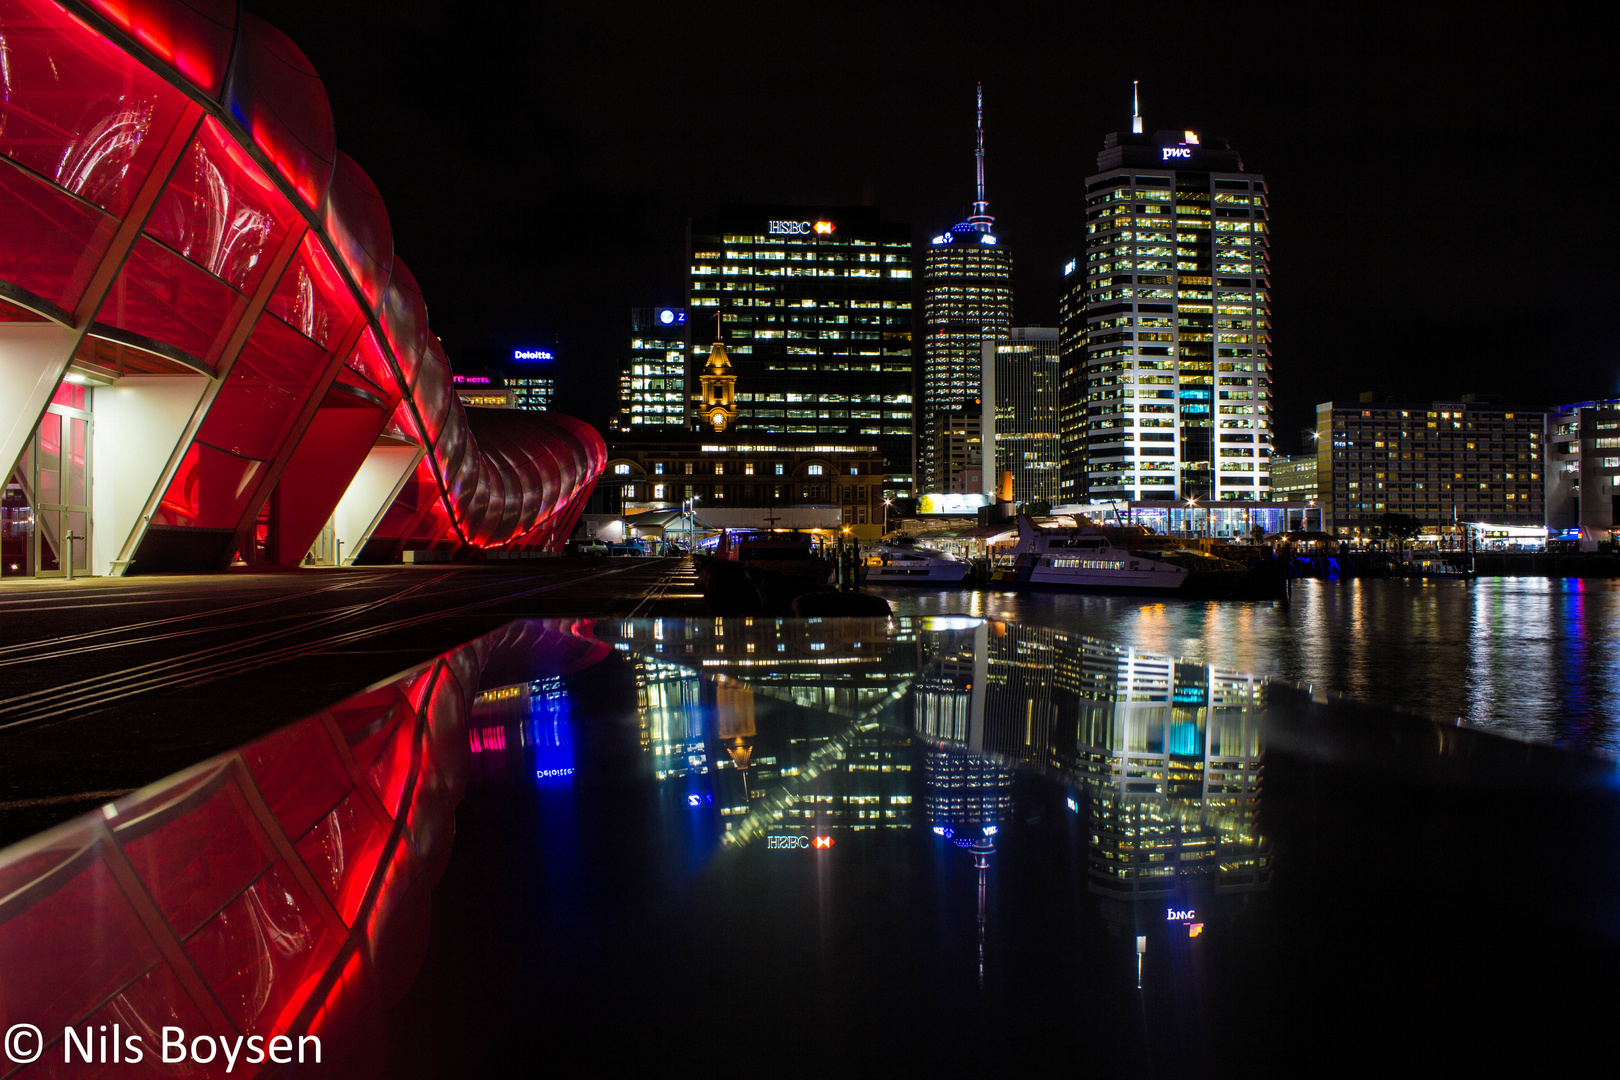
[
  {"xmin": 688, "ymin": 794, "xmax": 701, "ymax": 806},
  {"xmin": 982, "ymin": 825, "xmax": 998, "ymax": 837},
  {"xmin": 513, "ymin": 349, "xmax": 553, "ymax": 362},
  {"xmin": 1066, "ymin": 797, "xmax": 1079, "ymax": 813},
  {"xmin": 931, "ymin": 234, "xmax": 950, "ymax": 245},
  {"xmin": 980, "ymin": 234, "xmax": 997, "ymax": 244},
  {"xmin": 1064, "ymin": 259, "xmax": 1076, "ymax": 276},
  {"xmin": 659, "ymin": 309, "xmax": 675, "ymax": 325}
]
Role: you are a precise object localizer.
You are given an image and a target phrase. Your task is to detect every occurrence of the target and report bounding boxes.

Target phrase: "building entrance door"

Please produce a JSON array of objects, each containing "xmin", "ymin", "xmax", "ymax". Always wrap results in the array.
[{"xmin": 2, "ymin": 385, "xmax": 91, "ymax": 578}]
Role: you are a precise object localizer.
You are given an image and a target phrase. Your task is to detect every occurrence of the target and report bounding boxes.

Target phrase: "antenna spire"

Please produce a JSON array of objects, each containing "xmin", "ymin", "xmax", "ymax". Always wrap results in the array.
[
  {"xmin": 968, "ymin": 82, "xmax": 993, "ymax": 232},
  {"xmin": 1132, "ymin": 80, "xmax": 1143, "ymax": 134}
]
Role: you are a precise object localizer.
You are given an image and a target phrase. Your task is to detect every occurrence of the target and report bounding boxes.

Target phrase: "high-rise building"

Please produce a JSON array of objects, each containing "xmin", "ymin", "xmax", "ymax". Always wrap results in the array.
[
  {"xmin": 921, "ymin": 85, "xmax": 1013, "ymax": 494},
  {"xmin": 1057, "ymin": 262, "xmax": 1087, "ymax": 504},
  {"xmin": 684, "ymin": 206, "xmax": 915, "ymax": 497},
  {"xmin": 1063, "ymin": 98, "xmax": 1272, "ymax": 503},
  {"xmin": 1314, "ymin": 395, "xmax": 1550, "ymax": 535},
  {"xmin": 505, "ymin": 347, "xmax": 555, "ymax": 411},
  {"xmin": 981, "ymin": 327, "xmax": 1060, "ymax": 506},
  {"xmin": 1547, "ymin": 399, "xmax": 1620, "ymax": 544},
  {"xmin": 614, "ymin": 307, "xmax": 689, "ymax": 433}
]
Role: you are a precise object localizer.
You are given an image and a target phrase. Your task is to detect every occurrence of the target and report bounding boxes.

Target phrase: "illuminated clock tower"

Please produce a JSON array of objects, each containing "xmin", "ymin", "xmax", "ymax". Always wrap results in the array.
[{"xmin": 698, "ymin": 339, "xmax": 738, "ymax": 432}]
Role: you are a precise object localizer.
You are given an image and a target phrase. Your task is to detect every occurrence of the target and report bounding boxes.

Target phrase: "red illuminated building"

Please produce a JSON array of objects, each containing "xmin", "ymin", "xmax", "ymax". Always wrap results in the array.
[{"xmin": 0, "ymin": 0, "xmax": 604, "ymax": 576}]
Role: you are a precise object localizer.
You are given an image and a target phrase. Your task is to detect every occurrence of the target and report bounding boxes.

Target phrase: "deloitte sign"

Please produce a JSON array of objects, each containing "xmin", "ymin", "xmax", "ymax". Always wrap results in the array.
[{"xmin": 513, "ymin": 349, "xmax": 553, "ymax": 362}]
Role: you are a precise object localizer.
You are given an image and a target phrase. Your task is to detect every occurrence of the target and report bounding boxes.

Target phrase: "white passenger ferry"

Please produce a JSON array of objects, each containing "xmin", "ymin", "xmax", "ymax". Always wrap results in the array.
[
  {"xmin": 990, "ymin": 517, "xmax": 1249, "ymax": 596},
  {"xmin": 861, "ymin": 541, "xmax": 971, "ymax": 586}
]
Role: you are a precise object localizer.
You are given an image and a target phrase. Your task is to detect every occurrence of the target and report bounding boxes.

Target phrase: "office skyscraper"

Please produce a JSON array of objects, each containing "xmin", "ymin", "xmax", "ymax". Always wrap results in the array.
[
  {"xmin": 921, "ymin": 85, "xmax": 1013, "ymax": 494},
  {"xmin": 614, "ymin": 307, "xmax": 689, "ymax": 432},
  {"xmin": 1062, "ymin": 95, "xmax": 1272, "ymax": 503},
  {"xmin": 685, "ymin": 206, "xmax": 915, "ymax": 497},
  {"xmin": 981, "ymin": 328, "xmax": 1060, "ymax": 506}
]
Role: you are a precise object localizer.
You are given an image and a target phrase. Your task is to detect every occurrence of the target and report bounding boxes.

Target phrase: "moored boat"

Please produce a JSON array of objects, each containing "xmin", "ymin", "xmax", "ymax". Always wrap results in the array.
[
  {"xmin": 989, "ymin": 516, "xmax": 1250, "ymax": 596},
  {"xmin": 861, "ymin": 541, "xmax": 971, "ymax": 585}
]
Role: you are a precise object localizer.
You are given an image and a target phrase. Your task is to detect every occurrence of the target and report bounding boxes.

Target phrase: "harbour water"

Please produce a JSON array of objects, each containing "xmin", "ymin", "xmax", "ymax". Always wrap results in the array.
[{"xmin": 872, "ymin": 577, "xmax": 1620, "ymax": 755}]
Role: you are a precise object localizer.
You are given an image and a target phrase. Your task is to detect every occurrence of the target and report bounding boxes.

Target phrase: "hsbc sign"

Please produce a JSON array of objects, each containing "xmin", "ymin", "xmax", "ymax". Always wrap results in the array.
[{"xmin": 767, "ymin": 220, "xmax": 836, "ymax": 235}]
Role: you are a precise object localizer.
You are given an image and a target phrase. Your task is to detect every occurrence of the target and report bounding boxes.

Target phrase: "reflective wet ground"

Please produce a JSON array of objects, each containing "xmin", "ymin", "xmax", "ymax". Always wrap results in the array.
[
  {"xmin": 874, "ymin": 578, "xmax": 1620, "ymax": 753},
  {"xmin": 3, "ymin": 616, "xmax": 1614, "ymax": 1076},
  {"xmin": 384, "ymin": 617, "xmax": 1618, "ymax": 1076}
]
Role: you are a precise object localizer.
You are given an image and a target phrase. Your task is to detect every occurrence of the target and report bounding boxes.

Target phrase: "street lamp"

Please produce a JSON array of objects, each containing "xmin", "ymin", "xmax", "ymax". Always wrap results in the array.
[
  {"xmin": 1186, "ymin": 496, "xmax": 1198, "ymax": 539},
  {"xmin": 882, "ymin": 497, "xmax": 893, "ymax": 536}
]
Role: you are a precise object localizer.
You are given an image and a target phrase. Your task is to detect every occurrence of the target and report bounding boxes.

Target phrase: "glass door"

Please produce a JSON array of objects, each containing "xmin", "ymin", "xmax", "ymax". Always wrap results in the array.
[{"xmin": 8, "ymin": 385, "xmax": 92, "ymax": 578}]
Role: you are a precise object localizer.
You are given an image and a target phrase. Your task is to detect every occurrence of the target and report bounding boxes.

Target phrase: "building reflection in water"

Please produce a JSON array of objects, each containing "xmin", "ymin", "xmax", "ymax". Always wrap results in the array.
[{"xmin": 603, "ymin": 614, "xmax": 1271, "ymax": 991}]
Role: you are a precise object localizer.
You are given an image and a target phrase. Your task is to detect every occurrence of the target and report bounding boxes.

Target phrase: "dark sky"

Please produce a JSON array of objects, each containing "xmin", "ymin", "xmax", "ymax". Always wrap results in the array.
[{"xmin": 253, "ymin": 0, "xmax": 1614, "ymax": 454}]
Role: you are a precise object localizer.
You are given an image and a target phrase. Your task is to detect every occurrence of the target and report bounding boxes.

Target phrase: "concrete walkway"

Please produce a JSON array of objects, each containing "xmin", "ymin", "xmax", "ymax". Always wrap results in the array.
[{"xmin": 0, "ymin": 558, "xmax": 705, "ymax": 846}]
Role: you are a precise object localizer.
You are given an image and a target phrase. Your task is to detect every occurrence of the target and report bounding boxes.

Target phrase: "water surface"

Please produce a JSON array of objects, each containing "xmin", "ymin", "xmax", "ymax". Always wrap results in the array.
[{"xmin": 873, "ymin": 578, "xmax": 1620, "ymax": 753}]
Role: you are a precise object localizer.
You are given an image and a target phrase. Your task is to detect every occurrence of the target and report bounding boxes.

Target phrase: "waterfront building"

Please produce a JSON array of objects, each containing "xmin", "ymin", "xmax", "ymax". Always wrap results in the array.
[
  {"xmin": 452, "ymin": 372, "xmax": 514, "ymax": 409},
  {"xmin": 507, "ymin": 372, "xmax": 555, "ymax": 412},
  {"xmin": 1546, "ymin": 398, "xmax": 1620, "ymax": 543},
  {"xmin": 1063, "ymin": 100, "xmax": 1272, "ymax": 504},
  {"xmin": 931, "ymin": 413, "xmax": 983, "ymax": 496},
  {"xmin": 1057, "ymin": 263, "xmax": 1087, "ymax": 504},
  {"xmin": 1268, "ymin": 453, "xmax": 1319, "ymax": 504},
  {"xmin": 614, "ymin": 307, "xmax": 689, "ymax": 433},
  {"xmin": 1314, "ymin": 396, "xmax": 1551, "ymax": 535},
  {"xmin": 0, "ymin": 0, "xmax": 601, "ymax": 577},
  {"xmin": 685, "ymin": 205, "xmax": 914, "ymax": 497},
  {"xmin": 602, "ymin": 437, "xmax": 887, "ymax": 535},
  {"xmin": 981, "ymin": 328, "xmax": 1060, "ymax": 507},
  {"xmin": 920, "ymin": 85, "xmax": 1013, "ymax": 494}
]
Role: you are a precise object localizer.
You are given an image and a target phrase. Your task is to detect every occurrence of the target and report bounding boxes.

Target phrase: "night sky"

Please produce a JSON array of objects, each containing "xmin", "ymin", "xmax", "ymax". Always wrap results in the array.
[{"xmin": 252, "ymin": 0, "xmax": 1613, "ymax": 453}]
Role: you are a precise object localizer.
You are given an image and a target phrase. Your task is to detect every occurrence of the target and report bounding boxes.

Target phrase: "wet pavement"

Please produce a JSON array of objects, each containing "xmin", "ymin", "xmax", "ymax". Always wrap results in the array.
[{"xmin": 0, "ymin": 559, "xmax": 701, "ymax": 845}]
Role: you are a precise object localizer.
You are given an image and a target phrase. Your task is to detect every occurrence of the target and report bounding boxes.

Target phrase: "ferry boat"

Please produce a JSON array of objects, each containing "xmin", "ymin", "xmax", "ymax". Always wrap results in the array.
[
  {"xmin": 861, "ymin": 541, "xmax": 971, "ymax": 585},
  {"xmin": 715, "ymin": 528, "xmax": 832, "ymax": 582},
  {"xmin": 990, "ymin": 516, "xmax": 1250, "ymax": 596}
]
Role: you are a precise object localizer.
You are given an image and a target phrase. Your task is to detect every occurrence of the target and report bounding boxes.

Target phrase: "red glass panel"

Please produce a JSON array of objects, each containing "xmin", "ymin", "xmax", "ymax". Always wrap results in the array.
[
  {"xmin": 194, "ymin": 382, "xmax": 296, "ymax": 462},
  {"xmin": 121, "ymin": 782, "xmax": 273, "ymax": 939},
  {"xmin": 152, "ymin": 441, "xmax": 264, "ymax": 528},
  {"xmin": 231, "ymin": 311, "xmax": 331, "ymax": 394},
  {"xmin": 268, "ymin": 232, "xmax": 361, "ymax": 350},
  {"xmin": 322, "ymin": 152, "xmax": 391, "ymax": 309},
  {"xmin": 96, "ymin": 236, "xmax": 246, "ymax": 368},
  {"xmin": 241, "ymin": 718, "xmax": 354, "ymax": 842},
  {"xmin": 195, "ymin": 312, "xmax": 331, "ymax": 460},
  {"xmin": 294, "ymin": 792, "xmax": 388, "ymax": 926},
  {"xmin": 85, "ymin": 0, "xmax": 238, "ymax": 98},
  {"xmin": 0, "ymin": 0, "xmax": 194, "ymax": 215},
  {"xmin": 409, "ymin": 495, "xmax": 452, "ymax": 544},
  {"xmin": 344, "ymin": 326, "xmax": 394, "ymax": 396},
  {"xmin": 414, "ymin": 349, "xmax": 451, "ymax": 446},
  {"xmin": 363, "ymin": 716, "xmax": 415, "ymax": 818},
  {"xmin": 0, "ymin": 163, "xmax": 120, "ymax": 312},
  {"xmin": 145, "ymin": 117, "xmax": 294, "ymax": 295},
  {"xmin": 83, "ymin": 959, "xmax": 222, "ymax": 1073},
  {"xmin": 222, "ymin": 15, "xmax": 334, "ymax": 209},
  {"xmin": 183, "ymin": 859, "xmax": 339, "ymax": 1033},
  {"xmin": 384, "ymin": 399, "xmax": 421, "ymax": 447},
  {"xmin": 0, "ymin": 856, "xmax": 161, "ymax": 1038},
  {"xmin": 380, "ymin": 261, "xmax": 427, "ymax": 387}
]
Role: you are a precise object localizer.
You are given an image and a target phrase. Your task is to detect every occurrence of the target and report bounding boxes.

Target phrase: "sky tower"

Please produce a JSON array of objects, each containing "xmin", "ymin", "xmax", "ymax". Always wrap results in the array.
[{"xmin": 918, "ymin": 84, "xmax": 1014, "ymax": 494}]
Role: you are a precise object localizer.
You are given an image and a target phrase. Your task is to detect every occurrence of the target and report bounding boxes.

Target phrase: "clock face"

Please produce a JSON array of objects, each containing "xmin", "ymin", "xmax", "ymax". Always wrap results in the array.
[{"xmin": 711, "ymin": 411, "xmax": 726, "ymax": 431}]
